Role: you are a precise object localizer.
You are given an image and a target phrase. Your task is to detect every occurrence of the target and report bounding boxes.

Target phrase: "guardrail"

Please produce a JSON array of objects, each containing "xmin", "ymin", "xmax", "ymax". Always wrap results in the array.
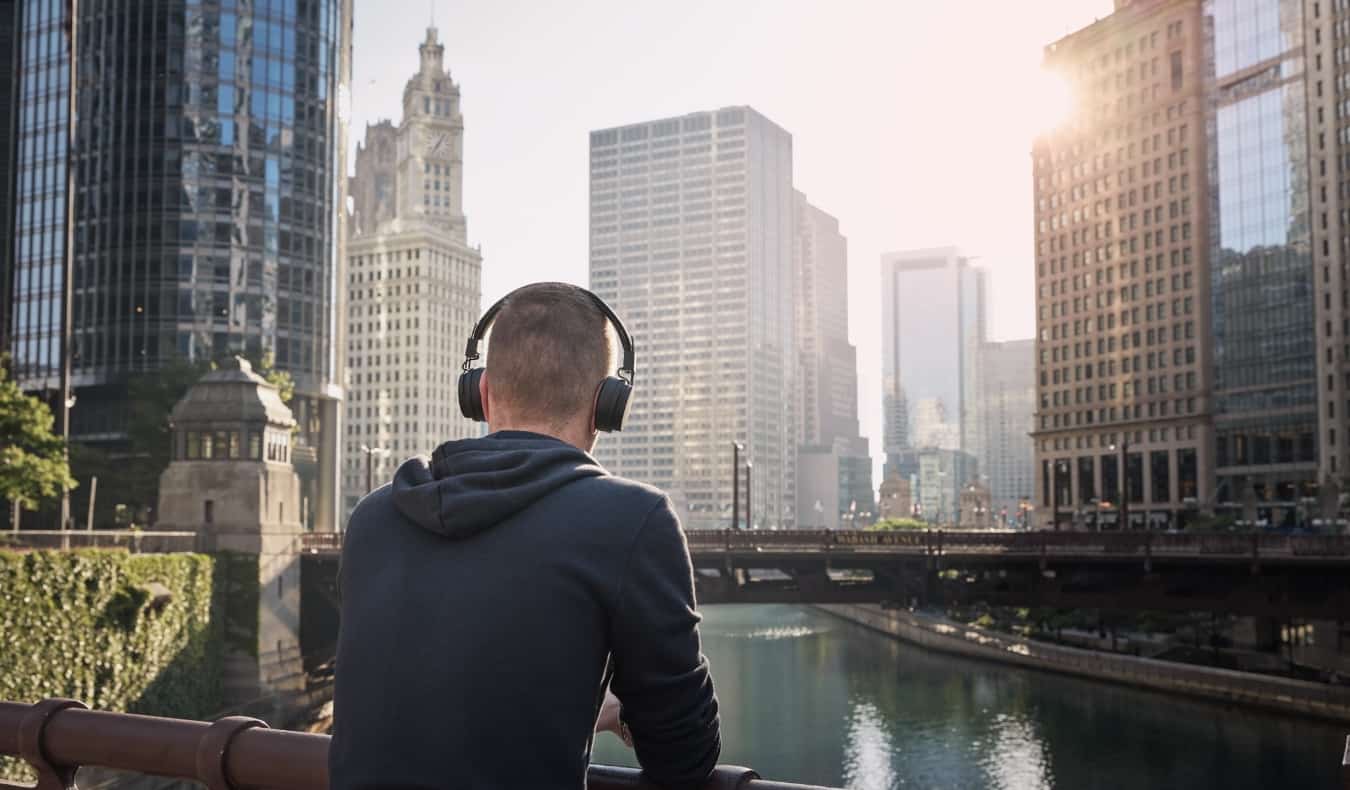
[
  {"xmin": 0, "ymin": 530, "xmax": 199, "ymax": 553},
  {"xmin": 679, "ymin": 529, "xmax": 1350, "ymax": 561},
  {"xmin": 0, "ymin": 700, "xmax": 830, "ymax": 790}
]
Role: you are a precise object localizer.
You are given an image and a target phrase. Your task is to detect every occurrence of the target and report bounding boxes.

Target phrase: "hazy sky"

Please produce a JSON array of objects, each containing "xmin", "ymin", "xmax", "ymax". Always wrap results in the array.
[{"xmin": 350, "ymin": 0, "xmax": 1114, "ymax": 485}]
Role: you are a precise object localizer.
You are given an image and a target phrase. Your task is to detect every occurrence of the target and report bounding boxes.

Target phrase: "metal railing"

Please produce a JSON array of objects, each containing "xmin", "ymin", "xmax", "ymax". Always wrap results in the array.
[
  {"xmin": 0, "ymin": 530, "xmax": 199, "ymax": 553},
  {"xmin": 0, "ymin": 699, "xmax": 830, "ymax": 790},
  {"xmin": 679, "ymin": 529, "xmax": 1350, "ymax": 562}
]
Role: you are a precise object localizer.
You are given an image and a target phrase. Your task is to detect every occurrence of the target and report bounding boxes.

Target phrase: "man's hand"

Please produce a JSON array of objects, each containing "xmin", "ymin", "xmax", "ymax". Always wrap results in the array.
[{"xmin": 595, "ymin": 691, "xmax": 632, "ymax": 747}]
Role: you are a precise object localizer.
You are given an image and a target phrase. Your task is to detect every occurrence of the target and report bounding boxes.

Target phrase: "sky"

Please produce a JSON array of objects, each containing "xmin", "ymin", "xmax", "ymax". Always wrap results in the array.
[{"xmin": 350, "ymin": 0, "xmax": 1116, "ymax": 487}]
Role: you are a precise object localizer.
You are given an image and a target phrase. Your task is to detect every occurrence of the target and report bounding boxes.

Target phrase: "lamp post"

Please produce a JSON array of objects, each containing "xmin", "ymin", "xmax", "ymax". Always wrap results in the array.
[
  {"xmin": 731, "ymin": 442, "xmax": 743, "ymax": 529},
  {"xmin": 1110, "ymin": 438, "xmax": 1130, "ymax": 530},
  {"xmin": 745, "ymin": 460, "xmax": 753, "ymax": 530},
  {"xmin": 359, "ymin": 445, "xmax": 389, "ymax": 494},
  {"xmin": 58, "ymin": 0, "xmax": 79, "ymax": 533},
  {"xmin": 1052, "ymin": 460, "xmax": 1068, "ymax": 531}
]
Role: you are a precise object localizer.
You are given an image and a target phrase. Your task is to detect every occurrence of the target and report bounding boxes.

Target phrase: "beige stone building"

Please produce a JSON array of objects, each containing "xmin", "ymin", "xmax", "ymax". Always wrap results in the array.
[
  {"xmin": 1033, "ymin": 0, "xmax": 1212, "ymax": 529},
  {"xmin": 343, "ymin": 27, "xmax": 482, "ymax": 514}
]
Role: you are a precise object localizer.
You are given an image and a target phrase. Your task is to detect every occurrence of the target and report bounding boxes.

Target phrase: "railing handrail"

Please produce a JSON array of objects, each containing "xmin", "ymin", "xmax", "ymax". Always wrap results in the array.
[
  {"xmin": 0, "ymin": 700, "xmax": 831, "ymax": 790},
  {"xmin": 0, "ymin": 530, "xmax": 199, "ymax": 537}
]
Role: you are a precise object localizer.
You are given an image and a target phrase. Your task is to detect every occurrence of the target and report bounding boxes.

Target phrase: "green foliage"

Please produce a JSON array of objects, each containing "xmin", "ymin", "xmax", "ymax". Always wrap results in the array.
[
  {"xmin": 0, "ymin": 362, "xmax": 77, "ymax": 511},
  {"xmin": 251, "ymin": 352, "xmax": 295, "ymax": 407},
  {"xmin": 866, "ymin": 517, "xmax": 929, "ymax": 532},
  {"xmin": 0, "ymin": 549, "xmax": 232, "ymax": 780}
]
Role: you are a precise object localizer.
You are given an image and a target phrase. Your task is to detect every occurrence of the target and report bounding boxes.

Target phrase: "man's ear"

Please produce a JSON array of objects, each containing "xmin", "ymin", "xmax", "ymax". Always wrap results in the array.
[{"xmin": 479, "ymin": 370, "xmax": 492, "ymax": 423}]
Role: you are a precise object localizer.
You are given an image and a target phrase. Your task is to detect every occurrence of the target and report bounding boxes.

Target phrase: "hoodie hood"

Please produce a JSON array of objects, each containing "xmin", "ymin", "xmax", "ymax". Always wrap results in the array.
[{"xmin": 391, "ymin": 430, "xmax": 607, "ymax": 539}]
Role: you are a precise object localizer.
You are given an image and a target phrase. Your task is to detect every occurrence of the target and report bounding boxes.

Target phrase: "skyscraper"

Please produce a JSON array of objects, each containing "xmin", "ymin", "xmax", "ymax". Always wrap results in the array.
[
  {"xmin": 793, "ymin": 190, "xmax": 871, "ymax": 529},
  {"xmin": 588, "ymin": 107, "xmax": 796, "ymax": 530},
  {"xmin": 1209, "ymin": 0, "xmax": 1319, "ymax": 524},
  {"xmin": 0, "ymin": 0, "xmax": 18, "ymax": 358},
  {"xmin": 342, "ymin": 27, "xmax": 482, "ymax": 515},
  {"xmin": 1033, "ymin": 0, "xmax": 1211, "ymax": 530},
  {"xmin": 5, "ymin": 0, "xmax": 353, "ymax": 530},
  {"xmin": 880, "ymin": 246, "xmax": 986, "ymax": 467},
  {"xmin": 979, "ymin": 338, "xmax": 1035, "ymax": 523}
]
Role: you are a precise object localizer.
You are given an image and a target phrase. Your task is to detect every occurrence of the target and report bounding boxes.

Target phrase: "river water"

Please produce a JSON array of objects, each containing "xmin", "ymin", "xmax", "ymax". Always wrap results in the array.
[{"xmin": 591, "ymin": 605, "xmax": 1346, "ymax": 789}]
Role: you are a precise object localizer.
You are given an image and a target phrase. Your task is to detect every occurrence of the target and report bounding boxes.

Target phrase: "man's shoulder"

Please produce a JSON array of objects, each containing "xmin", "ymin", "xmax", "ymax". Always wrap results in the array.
[
  {"xmin": 343, "ymin": 484, "xmax": 397, "ymax": 543},
  {"xmin": 571, "ymin": 472, "xmax": 673, "ymax": 520}
]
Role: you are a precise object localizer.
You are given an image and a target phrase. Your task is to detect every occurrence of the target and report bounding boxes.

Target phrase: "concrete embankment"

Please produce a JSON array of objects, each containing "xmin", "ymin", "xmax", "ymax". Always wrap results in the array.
[{"xmin": 815, "ymin": 604, "xmax": 1350, "ymax": 725}]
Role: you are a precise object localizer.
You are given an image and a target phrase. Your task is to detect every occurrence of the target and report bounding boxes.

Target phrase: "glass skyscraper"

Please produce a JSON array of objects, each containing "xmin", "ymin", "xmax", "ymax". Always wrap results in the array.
[
  {"xmin": 1209, "ymin": 0, "xmax": 1317, "ymax": 523},
  {"xmin": 5, "ymin": 0, "xmax": 352, "ymax": 530}
]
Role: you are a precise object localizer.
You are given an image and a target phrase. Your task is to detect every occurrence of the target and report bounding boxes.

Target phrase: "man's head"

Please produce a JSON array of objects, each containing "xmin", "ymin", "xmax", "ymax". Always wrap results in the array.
[{"xmin": 481, "ymin": 282, "xmax": 614, "ymax": 449}]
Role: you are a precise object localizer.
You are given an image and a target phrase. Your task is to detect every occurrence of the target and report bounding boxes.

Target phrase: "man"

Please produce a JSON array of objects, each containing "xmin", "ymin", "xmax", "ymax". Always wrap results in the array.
[{"xmin": 330, "ymin": 282, "xmax": 721, "ymax": 789}]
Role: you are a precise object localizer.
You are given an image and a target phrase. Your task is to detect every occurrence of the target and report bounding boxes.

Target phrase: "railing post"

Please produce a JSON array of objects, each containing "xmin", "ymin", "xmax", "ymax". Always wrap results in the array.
[
  {"xmin": 195, "ymin": 716, "xmax": 268, "ymax": 790},
  {"xmin": 15, "ymin": 698, "xmax": 86, "ymax": 790}
]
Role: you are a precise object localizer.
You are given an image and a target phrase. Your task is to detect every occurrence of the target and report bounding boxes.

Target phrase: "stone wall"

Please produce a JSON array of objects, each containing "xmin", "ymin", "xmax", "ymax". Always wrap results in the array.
[{"xmin": 816, "ymin": 604, "xmax": 1350, "ymax": 724}]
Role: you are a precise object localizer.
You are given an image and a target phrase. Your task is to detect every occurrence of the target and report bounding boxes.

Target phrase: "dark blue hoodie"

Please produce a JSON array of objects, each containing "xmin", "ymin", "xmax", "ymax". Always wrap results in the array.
[{"xmin": 329, "ymin": 431, "xmax": 721, "ymax": 790}]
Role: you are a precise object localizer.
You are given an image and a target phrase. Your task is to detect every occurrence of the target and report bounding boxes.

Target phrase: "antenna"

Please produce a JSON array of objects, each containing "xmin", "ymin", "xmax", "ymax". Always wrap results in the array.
[{"xmin": 429, "ymin": 1, "xmax": 435, "ymax": 27}]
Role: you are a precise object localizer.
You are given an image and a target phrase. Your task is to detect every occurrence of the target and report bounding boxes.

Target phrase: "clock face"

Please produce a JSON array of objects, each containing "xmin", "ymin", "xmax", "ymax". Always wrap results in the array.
[{"xmin": 428, "ymin": 133, "xmax": 448, "ymax": 157}]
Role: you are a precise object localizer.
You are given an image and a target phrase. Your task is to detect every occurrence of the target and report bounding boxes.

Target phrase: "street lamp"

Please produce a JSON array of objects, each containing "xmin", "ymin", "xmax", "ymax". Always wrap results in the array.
[
  {"xmin": 745, "ymin": 460, "xmax": 753, "ymax": 530},
  {"xmin": 359, "ymin": 445, "xmax": 390, "ymax": 494},
  {"xmin": 731, "ymin": 442, "xmax": 744, "ymax": 529},
  {"xmin": 1109, "ymin": 438, "xmax": 1130, "ymax": 530},
  {"xmin": 1052, "ymin": 460, "xmax": 1069, "ymax": 531}
]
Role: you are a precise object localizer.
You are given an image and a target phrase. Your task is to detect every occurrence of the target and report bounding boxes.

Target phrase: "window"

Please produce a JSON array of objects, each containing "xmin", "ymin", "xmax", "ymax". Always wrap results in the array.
[{"xmin": 204, "ymin": 500, "xmax": 215, "ymax": 524}]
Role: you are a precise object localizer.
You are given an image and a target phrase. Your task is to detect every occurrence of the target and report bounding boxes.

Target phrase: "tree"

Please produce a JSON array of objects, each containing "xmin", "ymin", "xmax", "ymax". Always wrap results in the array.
[
  {"xmin": 0, "ymin": 362, "xmax": 77, "ymax": 511},
  {"xmin": 866, "ymin": 517, "xmax": 929, "ymax": 532}
]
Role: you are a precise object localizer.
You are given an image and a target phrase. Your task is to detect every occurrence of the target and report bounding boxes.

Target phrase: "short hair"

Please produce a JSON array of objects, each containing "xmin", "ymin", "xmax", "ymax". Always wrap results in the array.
[{"xmin": 484, "ymin": 282, "xmax": 613, "ymax": 427}]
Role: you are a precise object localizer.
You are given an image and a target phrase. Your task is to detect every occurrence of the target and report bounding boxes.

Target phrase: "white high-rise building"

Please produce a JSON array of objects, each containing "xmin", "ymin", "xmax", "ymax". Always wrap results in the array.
[
  {"xmin": 342, "ymin": 28, "xmax": 482, "ymax": 515},
  {"xmin": 979, "ymin": 338, "xmax": 1035, "ymax": 524},
  {"xmin": 881, "ymin": 247, "xmax": 986, "ymax": 474},
  {"xmin": 793, "ymin": 190, "xmax": 872, "ymax": 529},
  {"xmin": 588, "ymin": 107, "xmax": 796, "ymax": 530}
]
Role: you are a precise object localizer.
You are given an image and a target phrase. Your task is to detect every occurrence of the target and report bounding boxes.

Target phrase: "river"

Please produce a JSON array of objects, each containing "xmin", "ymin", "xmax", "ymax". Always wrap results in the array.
[{"xmin": 591, "ymin": 605, "xmax": 1346, "ymax": 789}]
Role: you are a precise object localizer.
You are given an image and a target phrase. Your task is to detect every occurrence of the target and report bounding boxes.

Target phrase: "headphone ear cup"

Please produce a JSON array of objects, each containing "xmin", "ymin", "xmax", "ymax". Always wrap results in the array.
[
  {"xmin": 593, "ymin": 376, "xmax": 632, "ymax": 433},
  {"xmin": 458, "ymin": 368, "xmax": 486, "ymax": 421}
]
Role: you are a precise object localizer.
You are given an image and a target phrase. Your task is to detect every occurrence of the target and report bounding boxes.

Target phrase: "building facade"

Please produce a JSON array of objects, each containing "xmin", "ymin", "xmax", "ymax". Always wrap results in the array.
[
  {"xmin": 589, "ymin": 107, "xmax": 797, "ymax": 530},
  {"xmin": 1033, "ymin": 0, "xmax": 1212, "ymax": 529},
  {"xmin": 1208, "ymin": 0, "xmax": 1320, "ymax": 526},
  {"xmin": 5, "ymin": 0, "xmax": 353, "ymax": 531},
  {"xmin": 793, "ymin": 189, "xmax": 871, "ymax": 529},
  {"xmin": 0, "ymin": 0, "xmax": 17, "ymax": 357},
  {"xmin": 980, "ymin": 338, "xmax": 1036, "ymax": 524},
  {"xmin": 881, "ymin": 246, "xmax": 985, "ymax": 478},
  {"xmin": 342, "ymin": 27, "xmax": 482, "ymax": 515}
]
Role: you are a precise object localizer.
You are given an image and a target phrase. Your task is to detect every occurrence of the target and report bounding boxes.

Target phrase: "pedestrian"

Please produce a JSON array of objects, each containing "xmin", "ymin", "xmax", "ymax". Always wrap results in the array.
[{"xmin": 330, "ymin": 282, "xmax": 721, "ymax": 790}]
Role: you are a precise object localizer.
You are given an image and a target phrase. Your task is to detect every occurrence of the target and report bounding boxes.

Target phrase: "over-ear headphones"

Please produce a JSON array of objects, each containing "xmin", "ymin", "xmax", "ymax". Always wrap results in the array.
[{"xmin": 458, "ymin": 284, "xmax": 636, "ymax": 432}]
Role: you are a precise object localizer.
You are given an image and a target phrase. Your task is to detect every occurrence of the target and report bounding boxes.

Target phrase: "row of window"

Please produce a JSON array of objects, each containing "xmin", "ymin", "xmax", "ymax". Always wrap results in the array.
[{"xmin": 180, "ymin": 429, "xmax": 289, "ymax": 463}]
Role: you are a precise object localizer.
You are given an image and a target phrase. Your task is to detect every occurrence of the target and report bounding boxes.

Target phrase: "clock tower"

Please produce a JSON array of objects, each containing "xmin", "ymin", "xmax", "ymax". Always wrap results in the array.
[
  {"xmin": 397, "ymin": 26, "xmax": 467, "ymax": 241},
  {"xmin": 344, "ymin": 26, "xmax": 483, "ymax": 518}
]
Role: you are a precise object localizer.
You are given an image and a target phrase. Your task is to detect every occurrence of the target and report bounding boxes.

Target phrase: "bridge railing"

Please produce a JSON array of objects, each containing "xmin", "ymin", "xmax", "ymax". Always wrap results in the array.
[
  {"xmin": 0, "ymin": 699, "xmax": 829, "ymax": 790},
  {"xmin": 681, "ymin": 529, "xmax": 1350, "ymax": 560}
]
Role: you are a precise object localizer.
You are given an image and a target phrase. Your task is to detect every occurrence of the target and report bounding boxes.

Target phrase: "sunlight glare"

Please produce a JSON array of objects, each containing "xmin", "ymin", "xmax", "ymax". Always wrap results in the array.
[{"xmin": 1033, "ymin": 68, "xmax": 1075, "ymax": 132}]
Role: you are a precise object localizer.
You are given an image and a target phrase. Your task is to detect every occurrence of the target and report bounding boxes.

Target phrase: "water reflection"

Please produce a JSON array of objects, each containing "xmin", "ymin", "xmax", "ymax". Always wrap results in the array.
[
  {"xmin": 842, "ymin": 701, "xmax": 895, "ymax": 790},
  {"xmin": 591, "ymin": 605, "xmax": 1344, "ymax": 789}
]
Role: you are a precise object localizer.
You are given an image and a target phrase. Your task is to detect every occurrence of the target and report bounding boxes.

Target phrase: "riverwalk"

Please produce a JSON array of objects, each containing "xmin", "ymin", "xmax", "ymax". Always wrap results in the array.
[{"xmin": 815, "ymin": 604, "xmax": 1350, "ymax": 725}]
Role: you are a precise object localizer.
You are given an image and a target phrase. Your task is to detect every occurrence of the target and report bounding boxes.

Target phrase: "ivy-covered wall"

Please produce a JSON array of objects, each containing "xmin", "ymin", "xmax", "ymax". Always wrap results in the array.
[{"xmin": 0, "ymin": 549, "xmax": 257, "ymax": 781}]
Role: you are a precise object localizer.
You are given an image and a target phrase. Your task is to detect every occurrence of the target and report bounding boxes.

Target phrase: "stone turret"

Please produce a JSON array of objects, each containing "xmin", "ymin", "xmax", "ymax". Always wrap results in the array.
[{"xmin": 157, "ymin": 357, "xmax": 304, "ymax": 707}]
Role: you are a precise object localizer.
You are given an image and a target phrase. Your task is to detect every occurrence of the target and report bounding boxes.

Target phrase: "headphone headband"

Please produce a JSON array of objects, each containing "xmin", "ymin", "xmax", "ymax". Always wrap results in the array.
[{"xmin": 462, "ymin": 283, "xmax": 635, "ymax": 384}]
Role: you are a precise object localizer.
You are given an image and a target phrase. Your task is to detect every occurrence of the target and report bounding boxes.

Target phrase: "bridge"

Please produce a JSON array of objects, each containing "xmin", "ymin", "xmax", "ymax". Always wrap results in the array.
[
  {"xmin": 7, "ymin": 528, "xmax": 1349, "ymax": 619},
  {"xmin": 676, "ymin": 530, "xmax": 1350, "ymax": 619}
]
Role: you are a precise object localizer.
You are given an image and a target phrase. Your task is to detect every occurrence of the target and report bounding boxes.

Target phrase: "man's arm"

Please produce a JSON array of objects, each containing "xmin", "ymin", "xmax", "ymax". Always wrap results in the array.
[{"xmin": 609, "ymin": 498, "xmax": 720, "ymax": 789}]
